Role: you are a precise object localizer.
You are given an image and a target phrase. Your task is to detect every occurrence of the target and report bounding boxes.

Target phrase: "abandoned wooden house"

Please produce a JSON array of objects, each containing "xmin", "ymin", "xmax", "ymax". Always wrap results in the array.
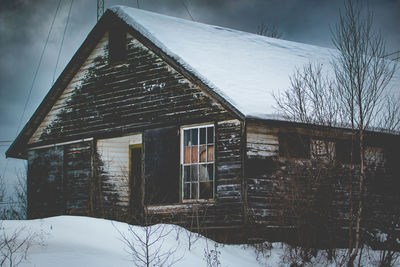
[{"xmin": 6, "ymin": 6, "xmax": 400, "ymax": 243}]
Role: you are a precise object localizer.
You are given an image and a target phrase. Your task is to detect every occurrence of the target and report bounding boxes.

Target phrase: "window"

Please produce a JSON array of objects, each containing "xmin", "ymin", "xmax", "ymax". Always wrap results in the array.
[
  {"xmin": 279, "ymin": 133, "xmax": 310, "ymax": 159},
  {"xmin": 109, "ymin": 29, "xmax": 126, "ymax": 64},
  {"xmin": 181, "ymin": 125, "xmax": 214, "ymax": 200},
  {"xmin": 310, "ymin": 138, "xmax": 335, "ymax": 161},
  {"xmin": 365, "ymin": 146, "xmax": 385, "ymax": 166}
]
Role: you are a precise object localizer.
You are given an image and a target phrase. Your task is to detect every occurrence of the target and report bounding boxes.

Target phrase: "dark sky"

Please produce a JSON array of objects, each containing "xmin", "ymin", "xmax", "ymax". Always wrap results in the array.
[{"xmin": 0, "ymin": 0, "xmax": 399, "ymax": 192}]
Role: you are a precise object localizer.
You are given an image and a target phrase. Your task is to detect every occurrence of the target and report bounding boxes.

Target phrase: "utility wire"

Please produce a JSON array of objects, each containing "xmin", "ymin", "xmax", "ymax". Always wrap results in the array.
[
  {"xmin": 2, "ymin": 0, "xmax": 62, "ymax": 180},
  {"xmin": 180, "ymin": 0, "xmax": 194, "ymax": 21},
  {"xmin": 52, "ymin": 0, "xmax": 74, "ymax": 85},
  {"xmin": 16, "ymin": 0, "xmax": 62, "ymax": 135},
  {"xmin": 383, "ymin": 50, "xmax": 400, "ymax": 58}
]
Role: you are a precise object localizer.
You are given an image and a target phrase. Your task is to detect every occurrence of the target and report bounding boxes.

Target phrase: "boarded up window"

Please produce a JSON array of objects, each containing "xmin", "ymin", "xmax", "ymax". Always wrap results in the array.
[
  {"xmin": 144, "ymin": 127, "xmax": 180, "ymax": 205},
  {"xmin": 310, "ymin": 138, "xmax": 335, "ymax": 161},
  {"xmin": 279, "ymin": 133, "xmax": 310, "ymax": 159},
  {"xmin": 182, "ymin": 125, "xmax": 214, "ymax": 200},
  {"xmin": 109, "ymin": 28, "xmax": 126, "ymax": 64},
  {"xmin": 365, "ymin": 146, "xmax": 385, "ymax": 166}
]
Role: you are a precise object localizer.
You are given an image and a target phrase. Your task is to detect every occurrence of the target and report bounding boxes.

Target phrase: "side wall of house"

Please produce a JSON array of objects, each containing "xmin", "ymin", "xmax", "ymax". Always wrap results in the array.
[{"xmin": 245, "ymin": 121, "xmax": 400, "ymax": 243}]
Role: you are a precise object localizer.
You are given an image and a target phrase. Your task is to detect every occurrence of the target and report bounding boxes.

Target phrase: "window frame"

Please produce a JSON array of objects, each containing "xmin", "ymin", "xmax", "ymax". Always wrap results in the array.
[{"xmin": 180, "ymin": 123, "xmax": 215, "ymax": 202}]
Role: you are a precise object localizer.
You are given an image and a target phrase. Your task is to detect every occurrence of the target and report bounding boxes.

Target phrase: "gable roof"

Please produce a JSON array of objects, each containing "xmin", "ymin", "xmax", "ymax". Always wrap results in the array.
[
  {"xmin": 111, "ymin": 6, "xmax": 336, "ymax": 120},
  {"xmin": 7, "ymin": 6, "xmax": 399, "ymax": 159}
]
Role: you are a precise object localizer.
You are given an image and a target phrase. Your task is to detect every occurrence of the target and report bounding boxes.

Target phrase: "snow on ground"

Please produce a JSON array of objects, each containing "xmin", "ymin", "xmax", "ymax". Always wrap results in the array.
[
  {"xmin": 0, "ymin": 216, "xmax": 394, "ymax": 266},
  {"xmin": 0, "ymin": 216, "xmax": 272, "ymax": 267}
]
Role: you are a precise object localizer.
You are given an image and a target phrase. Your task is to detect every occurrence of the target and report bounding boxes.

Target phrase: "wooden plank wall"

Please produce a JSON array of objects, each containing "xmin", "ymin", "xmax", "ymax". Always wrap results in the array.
[
  {"xmin": 64, "ymin": 141, "xmax": 92, "ymax": 215},
  {"xmin": 245, "ymin": 122, "xmax": 400, "ymax": 243},
  {"xmin": 25, "ymin": 29, "xmax": 247, "ymax": 232},
  {"xmin": 145, "ymin": 120, "xmax": 244, "ymax": 231},
  {"xmin": 29, "ymin": 32, "xmax": 231, "ymax": 145},
  {"xmin": 27, "ymin": 147, "xmax": 64, "ymax": 218},
  {"xmin": 27, "ymin": 141, "xmax": 92, "ymax": 218},
  {"xmin": 245, "ymin": 123, "xmax": 280, "ymax": 225}
]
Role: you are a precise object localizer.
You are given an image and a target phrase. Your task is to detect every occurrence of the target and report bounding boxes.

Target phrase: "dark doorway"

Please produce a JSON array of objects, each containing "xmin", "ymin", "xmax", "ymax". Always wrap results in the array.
[
  {"xmin": 130, "ymin": 144, "xmax": 143, "ymax": 221},
  {"xmin": 144, "ymin": 127, "xmax": 180, "ymax": 205}
]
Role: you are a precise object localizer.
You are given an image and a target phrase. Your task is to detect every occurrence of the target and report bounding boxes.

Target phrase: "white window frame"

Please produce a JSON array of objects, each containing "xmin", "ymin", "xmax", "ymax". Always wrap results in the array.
[{"xmin": 180, "ymin": 123, "xmax": 215, "ymax": 202}]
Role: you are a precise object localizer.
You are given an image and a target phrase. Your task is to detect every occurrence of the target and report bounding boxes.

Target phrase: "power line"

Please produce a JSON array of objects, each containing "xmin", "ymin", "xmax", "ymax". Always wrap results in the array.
[
  {"xmin": 16, "ymin": 0, "xmax": 62, "ymax": 136},
  {"xmin": 2, "ymin": 0, "xmax": 62, "ymax": 180},
  {"xmin": 383, "ymin": 50, "xmax": 400, "ymax": 58},
  {"xmin": 52, "ymin": 0, "xmax": 74, "ymax": 85}
]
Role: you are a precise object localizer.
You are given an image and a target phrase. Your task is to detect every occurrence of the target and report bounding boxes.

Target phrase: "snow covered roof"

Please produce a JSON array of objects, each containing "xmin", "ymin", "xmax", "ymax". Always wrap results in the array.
[
  {"xmin": 108, "ymin": 6, "xmax": 327, "ymax": 119},
  {"xmin": 110, "ymin": 6, "xmax": 399, "ymax": 120}
]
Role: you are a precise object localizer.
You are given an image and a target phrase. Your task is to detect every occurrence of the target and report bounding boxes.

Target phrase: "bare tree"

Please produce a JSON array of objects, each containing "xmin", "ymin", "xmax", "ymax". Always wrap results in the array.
[
  {"xmin": 0, "ymin": 225, "xmax": 38, "ymax": 267},
  {"xmin": 331, "ymin": 0, "xmax": 397, "ymax": 264},
  {"xmin": 275, "ymin": 62, "xmax": 342, "ymax": 127},
  {"xmin": 12, "ymin": 169, "xmax": 27, "ymax": 220},
  {"xmin": 257, "ymin": 22, "xmax": 283, "ymax": 39},
  {"xmin": 204, "ymin": 239, "xmax": 221, "ymax": 267},
  {"xmin": 114, "ymin": 205, "xmax": 183, "ymax": 267},
  {"xmin": 274, "ymin": 0, "xmax": 398, "ymax": 265},
  {"xmin": 0, "ymin": 175, "xmax": 5, "ymax": 219}
]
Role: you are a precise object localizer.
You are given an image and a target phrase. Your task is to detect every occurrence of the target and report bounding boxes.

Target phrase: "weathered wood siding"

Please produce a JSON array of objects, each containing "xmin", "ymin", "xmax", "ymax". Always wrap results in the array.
[
  {"xmin": 96, "ymin": 134, "xmax": 142, "ymax": 209},
  {"xmin": 28, "ymin": 35, "xmax": 109, "ymax": 144},
  {"xmin": 146, "ymin": 120, "xmax": 244, "ymax": 233},
  {"xmin": 29, "ymin": 32, "xmax": 231, "ymax": 146},
  {"xmin": 27, "ymin": 141, "xmax": 92, "ymax": 219},
  {"xmin": 64, "ymin": 141, "xmax": 92, "ymax": 215},
  {"xmin": 26, "ymin": 29, "xmax": 242, "ymax": 228},
  {"xmin": 27, "ymin": 146, "xmax": 64, "ymax": 218},
  {"xmin": 245, "ymin": 121, "xmax": 400, "ymax": 243},
  {"xmin": 246, "ymin": 123, "xmax": 280, "ymax": 225}
]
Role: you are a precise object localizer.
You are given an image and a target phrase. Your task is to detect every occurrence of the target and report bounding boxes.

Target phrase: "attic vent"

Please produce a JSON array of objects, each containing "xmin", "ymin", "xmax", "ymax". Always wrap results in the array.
[{"xmin": 109, "ymin": 28, "xmax": 126, "ymax": 64}]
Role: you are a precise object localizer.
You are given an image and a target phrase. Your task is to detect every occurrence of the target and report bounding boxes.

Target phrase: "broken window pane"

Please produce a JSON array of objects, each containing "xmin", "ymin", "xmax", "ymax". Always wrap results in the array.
[
  {"xmin": 199, "ymin": 145, "xmax": 207, "ymax": 162},
  {"xmin": 184, "ymin": 183, "xmax": 190, "ymax": 199},
  {"xmin": 199, "ymin": 164, "xmax": 208, "ymax": 181},
  {"xmin": 191, "ymin": 164, "xmax": 199, "ymax": 181},
  {"xmin": 184, "ymin": 130, "xmax": 190, "ymax": 146},
  {"xmin": 207, "ymin": 127, "xmax": 214, "ymax": 144},
  {"xmin": 183, "ymin": 166, "xmax": 191, "ymax": 182},
  {"xmin": 191, "ymin": 183, "xmax": 198, "ymax": 199},
  {"xmin": 200, "ymin": 127, "xmax": 206, "ymax": 144},
  {"xmin": 191, "ymin": 128, "xmax": 198, "ymax": 145},
  {"xmin": 191, "ymin": 146, "xmax": 198, "ymax": 163},
  {"xmin": 207, "ymin": 164, "xmax": 214, "ymax": 181},
  {"xmin": 207, "ymin": 145, "xmax": 214, "ymax": 162},
  {"xmin": 184, "ymin": 147, "xmax": 191, "ymax": 164}
]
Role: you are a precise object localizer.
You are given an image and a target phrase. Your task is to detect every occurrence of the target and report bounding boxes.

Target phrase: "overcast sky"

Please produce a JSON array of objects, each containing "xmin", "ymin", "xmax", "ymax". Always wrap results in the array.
[{"xmin": 0, "ymin": 0, "xmax": 399, "ymax": 193}]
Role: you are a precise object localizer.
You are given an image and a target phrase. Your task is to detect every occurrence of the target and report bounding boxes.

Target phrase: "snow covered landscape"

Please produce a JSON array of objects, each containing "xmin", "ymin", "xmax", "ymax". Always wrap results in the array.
[
  {"xmin": 0, "ymin": 216, "xmax": 395, "ymax": 266},
  {"xmin": 0, "ymin": 216, "xmax": 270, "ymax": 267}
]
